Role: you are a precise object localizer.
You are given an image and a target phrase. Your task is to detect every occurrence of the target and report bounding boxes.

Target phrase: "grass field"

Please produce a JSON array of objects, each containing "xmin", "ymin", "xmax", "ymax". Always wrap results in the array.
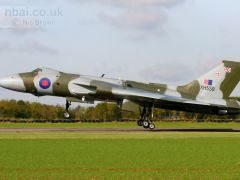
[
  {"xmin": 0, "ymin": 122, "xmax": 240, "ymax": 179},
  {"xmin": 0, "ymin": 121, "xmax": 240, "ymax": 129}
]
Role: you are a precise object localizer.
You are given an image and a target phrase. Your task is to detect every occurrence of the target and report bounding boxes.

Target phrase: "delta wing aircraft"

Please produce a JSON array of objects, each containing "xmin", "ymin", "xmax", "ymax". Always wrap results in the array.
[{"xmin": 0, "ymin": 60, "xmax": 240, "ymax": 129}]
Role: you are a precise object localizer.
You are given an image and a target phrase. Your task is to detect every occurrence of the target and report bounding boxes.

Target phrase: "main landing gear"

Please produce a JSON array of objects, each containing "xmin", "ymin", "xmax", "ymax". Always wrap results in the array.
[
  {"xmin": 137, "ymin": 105, "xmax": 155, "ymax": 130},
  {"xmin": 64, "ymin": 100, "xmax": 71, "ymax": 119}
]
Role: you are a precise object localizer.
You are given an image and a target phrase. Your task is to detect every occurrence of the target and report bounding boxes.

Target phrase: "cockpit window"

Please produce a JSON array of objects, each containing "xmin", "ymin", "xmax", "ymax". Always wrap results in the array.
[{"xmin": 32, "ymin": 68, "xmax": 61, "ymax": 74}]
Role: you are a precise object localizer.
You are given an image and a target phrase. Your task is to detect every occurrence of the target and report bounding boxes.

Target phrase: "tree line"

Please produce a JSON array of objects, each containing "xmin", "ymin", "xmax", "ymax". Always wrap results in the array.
[{"xmin": 0, "ymin": 100, "xmax": 238, "ymax": 122}]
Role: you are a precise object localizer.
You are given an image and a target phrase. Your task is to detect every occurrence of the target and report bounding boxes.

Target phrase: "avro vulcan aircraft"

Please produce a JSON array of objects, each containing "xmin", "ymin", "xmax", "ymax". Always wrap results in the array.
[{"xmin": 0, "ymin": 60, "xmax": 240, "ymax": 129}]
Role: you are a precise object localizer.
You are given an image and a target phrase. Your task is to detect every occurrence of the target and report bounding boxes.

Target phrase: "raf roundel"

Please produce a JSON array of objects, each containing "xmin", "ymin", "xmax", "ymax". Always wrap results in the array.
[{"xmin": 39, "ymin": 78, "xmax": 51, "ymax": 89}]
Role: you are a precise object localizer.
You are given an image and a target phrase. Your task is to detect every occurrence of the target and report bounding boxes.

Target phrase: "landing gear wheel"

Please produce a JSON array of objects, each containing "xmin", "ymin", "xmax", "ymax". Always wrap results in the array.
[
  {"xmin": 137, "ymin": 120, "xmax": 143, "ymax": 126},
  {"xmin": 149, "ymin": 123, "xmax": 155, "ymax": 130},
  {"xmin": 139, "ymin": 104, "xmax": 156, "ymax": 130},
  {"xmin": 64, "ymin": 112, "xmax": 70, "ymax": 119},
  {"xmin": 143, "ymin": 121, "xmax": 149, "ymax": 129},
  {"xmin": 64, "ymin": 100, "xmax": 71, "ymax": 119}
]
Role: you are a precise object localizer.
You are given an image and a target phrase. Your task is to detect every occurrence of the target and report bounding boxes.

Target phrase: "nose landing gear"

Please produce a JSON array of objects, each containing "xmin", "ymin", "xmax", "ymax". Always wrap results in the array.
[
  {"xmin": 64, "ymin": 100, "xmax": 71, "ymax": 119},
  {"xmin": 137, "ymin": 105, "xmax": 155, "ymax": 130}
]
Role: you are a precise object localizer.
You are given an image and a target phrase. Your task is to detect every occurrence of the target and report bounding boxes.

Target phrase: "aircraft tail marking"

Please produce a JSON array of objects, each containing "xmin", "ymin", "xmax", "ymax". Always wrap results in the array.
[{"xmin": 178, "ymin": 60, "xmax": 240, "ymax": 100}]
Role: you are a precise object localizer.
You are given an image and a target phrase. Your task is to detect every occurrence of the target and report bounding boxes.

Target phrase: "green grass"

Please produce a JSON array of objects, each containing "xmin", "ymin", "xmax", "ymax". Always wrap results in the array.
[
  {"xmin": 0, "ymin": 121, "xmax": 240, "ymax": 129},
  {"xmin": 0, "ymin": 132, "xmax": 240, "ymax": 179}
]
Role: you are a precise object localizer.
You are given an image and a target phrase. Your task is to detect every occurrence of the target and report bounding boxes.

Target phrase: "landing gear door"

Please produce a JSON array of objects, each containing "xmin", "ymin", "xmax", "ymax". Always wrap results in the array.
[{"xmin": 122, "ymin": 99, "xmax": 139, "ymax": 113}]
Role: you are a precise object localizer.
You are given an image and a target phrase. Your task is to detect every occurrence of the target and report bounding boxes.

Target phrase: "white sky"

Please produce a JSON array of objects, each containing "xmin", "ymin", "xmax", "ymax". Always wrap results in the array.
[{"xmin": 1, "ymin": 0, "xmax": 240, "ymax": 105}]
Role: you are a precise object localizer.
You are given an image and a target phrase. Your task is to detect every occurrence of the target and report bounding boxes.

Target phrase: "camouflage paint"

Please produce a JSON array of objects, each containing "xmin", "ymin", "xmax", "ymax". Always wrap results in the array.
[
  {"xmin": 19, "ymin": 72, "xmax": 38, "ymax": 95},
  {"xmin": 53, "ymin": 72, "xmax": 79, "ymax": 97},
  {"xmin": 221, "ymin": 61, "xmax": 240, "ymax": 99},
  {"xmin": 2, "ymin": 60, "xmax": 240, "ymax": 116},
  {"xmin": 177, "ymin": 80, "xmax": 200, "ymax": 100}
]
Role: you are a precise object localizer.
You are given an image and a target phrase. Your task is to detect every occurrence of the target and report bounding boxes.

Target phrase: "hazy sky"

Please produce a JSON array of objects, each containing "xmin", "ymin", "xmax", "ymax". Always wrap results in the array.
[{"xmin": 1, "ymin": 0, "xmax": 240, "ymax": 105}]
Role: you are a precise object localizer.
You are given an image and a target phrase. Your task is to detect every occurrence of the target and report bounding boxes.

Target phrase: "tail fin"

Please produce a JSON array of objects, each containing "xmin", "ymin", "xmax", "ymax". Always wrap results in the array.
[{"xmin": 178, "ymin": 60, "xmax": 240, "ymax": 100}]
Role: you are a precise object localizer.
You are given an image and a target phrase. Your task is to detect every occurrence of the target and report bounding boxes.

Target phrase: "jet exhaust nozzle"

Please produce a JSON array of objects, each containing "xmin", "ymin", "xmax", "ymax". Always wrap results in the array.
[{"xmin": 218, "ymin": 109, "xmax": 228, "ymax": 115}]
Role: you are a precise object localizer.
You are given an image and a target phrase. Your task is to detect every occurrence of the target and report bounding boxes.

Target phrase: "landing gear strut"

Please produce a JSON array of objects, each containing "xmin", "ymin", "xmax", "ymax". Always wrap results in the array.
[
  {"xmin": 64, "ymin": 100, "xmax": 71, "ymax": 119},
  {"xmin": 137, "ymin": 105, "xmax": 155, "ymax": 130}
]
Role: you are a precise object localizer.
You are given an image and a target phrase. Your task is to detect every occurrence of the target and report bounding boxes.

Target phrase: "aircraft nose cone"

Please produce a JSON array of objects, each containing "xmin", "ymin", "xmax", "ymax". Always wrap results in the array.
[{"xmin": 0, "ymin": 74, "xmax": 26, "ymax": 92}]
